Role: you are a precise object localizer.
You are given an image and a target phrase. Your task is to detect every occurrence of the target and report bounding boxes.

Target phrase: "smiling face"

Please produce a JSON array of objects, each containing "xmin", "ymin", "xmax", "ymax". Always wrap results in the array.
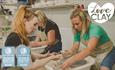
[
  {"xmin": 25, "ymin": 17, "xmax": 38, "ymax": 34},
  {"xmin": 71, "ymin": 16, "xmax": 83, "ymax": 31}
]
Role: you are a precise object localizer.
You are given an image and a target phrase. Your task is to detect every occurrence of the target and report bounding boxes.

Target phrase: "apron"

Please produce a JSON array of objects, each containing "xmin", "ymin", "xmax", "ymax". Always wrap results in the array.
[
  {"xmin": 80, "ymin": 40, "xmax": 113, "ymax": 70},
  {"xmin": 35, "ymin": 28, "xmax": 47, "ymax": 42}
]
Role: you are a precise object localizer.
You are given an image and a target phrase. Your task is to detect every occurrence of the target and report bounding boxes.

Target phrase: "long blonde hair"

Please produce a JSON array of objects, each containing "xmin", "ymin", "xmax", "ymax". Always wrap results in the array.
[
  {"xmin": 70, "ymin": 9, "xmax": 90, "ymax": 37},
  {"xmin": 35, "ymin": 10, "xmax": 47, "ymax": 24},
  {"xmin": 11, "ymin": 5, "xmax": 36, "ymax": 45}
]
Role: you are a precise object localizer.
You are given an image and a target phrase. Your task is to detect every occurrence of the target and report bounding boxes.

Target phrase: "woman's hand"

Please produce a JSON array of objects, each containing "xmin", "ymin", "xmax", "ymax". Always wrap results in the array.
[
  {"xmin": 61, "ymin": 56, "xmax": 75, "ymax": 69},
  {"xmin": 42, "ymin": 52, "xmax": 60, "ymax": 58},
  {"xmin": 49, "ymin": 54, "xmax": 62, "ymax": 60},
  {"xmin": 29, "ymin": 41, "xmax": 41, "ymax": 47},
  {"xmin": 41, "ymin": 51, "xmax": 50, "ymax": 58},
  {"xmin": 61, "ymin": 50, "xmax": 73, "ymax": 58}
]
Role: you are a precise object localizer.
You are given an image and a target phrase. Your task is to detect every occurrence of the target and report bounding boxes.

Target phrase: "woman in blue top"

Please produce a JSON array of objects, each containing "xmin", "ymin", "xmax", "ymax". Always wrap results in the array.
[{"xmin": 61, "ymin": 8, "xmax": 115, "ymax": 70}]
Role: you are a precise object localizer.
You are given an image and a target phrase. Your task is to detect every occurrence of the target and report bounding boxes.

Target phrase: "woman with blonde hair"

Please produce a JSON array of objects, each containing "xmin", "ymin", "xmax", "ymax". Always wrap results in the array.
[
  {"xmin": 30, "ymin": 10, "xmax": 62, "ymax": 53},
  {"xmin": 4, "ymin": 5, "xmax": 61, "ymax": 70},
  {"xmin": 61, "ymin": 8, "xmax": 115, "ymax": 70}
]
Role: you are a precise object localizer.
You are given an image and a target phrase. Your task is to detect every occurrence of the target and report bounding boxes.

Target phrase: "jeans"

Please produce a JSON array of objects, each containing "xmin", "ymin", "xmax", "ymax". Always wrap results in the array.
[
  {"xmin": 101, "ymin": 47, "xmax": 115, "ymax": 70},
  {"xmin": 41, "ymin": 41, "xmax": 62, "ymax": 54}
]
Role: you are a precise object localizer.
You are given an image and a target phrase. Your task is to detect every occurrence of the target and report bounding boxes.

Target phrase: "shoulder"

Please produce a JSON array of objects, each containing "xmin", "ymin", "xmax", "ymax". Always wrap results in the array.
[
  {"xmin": 6, "ymin": 32, "xmax": 21, "ymax": 41},
  {"xmin": 47, "ymin": 19, "xmax": 57, "ymax": 27},
  {"xmin": 5, "ymin": 32, "xmax": 21, "ymax": 46},
  {"xmin": 74, "ymin": 32, "xmax": 81, "ymax": 36},
  {"xmin": 8, "ymin": 32, "xmax": 20, "ymax": 38},
  {"xmin": 46, "ymin": 19, "xmax": 58, "ymax": 30},
  {"xmin": 74, "ymin": 32, "xmax": 81, "ymax": 42},
  {"xmin": 89, "ymin": 23, "xmax": 107, "ymax": 38},
  {"xmin": 90, "ymin": 23, "xmax": 100, "ymax": 28},
  {"xmin": 89, "ymin": 23, "xmax": 104, "ymax": 32}
]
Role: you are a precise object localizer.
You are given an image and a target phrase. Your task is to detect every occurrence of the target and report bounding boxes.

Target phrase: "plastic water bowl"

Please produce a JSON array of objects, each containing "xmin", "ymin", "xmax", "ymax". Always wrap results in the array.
[
  {"xmin": 45, "ymin": 56, "xmax": 95, "ymax": 70},
  {"xmin": 31, "ymin": 45, "xmax": 47, "ymax": 53},
  {"xmin": 71, "ymin": 56, "xmax": 95, "ymax": 70}
]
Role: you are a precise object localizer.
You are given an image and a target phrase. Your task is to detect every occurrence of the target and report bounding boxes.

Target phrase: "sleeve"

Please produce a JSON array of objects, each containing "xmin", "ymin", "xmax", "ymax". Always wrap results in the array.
[
  {"xmin": 89, "ymin": 25, "xmax": 102, "ymax": 39},
  {"xmin": 74, "ymin": 32, "xmax": 80, "ymax": 42},
  {"xmin": 46, "ymin": 20, "xmax": 58, "ymax": 32},
  {"xmin": 5, "ymin": 33, "xmax": 21, "ymax": 47},
  {"xmin": 47, "ymin": 24, "xmax": 56, "ymax": 31}
]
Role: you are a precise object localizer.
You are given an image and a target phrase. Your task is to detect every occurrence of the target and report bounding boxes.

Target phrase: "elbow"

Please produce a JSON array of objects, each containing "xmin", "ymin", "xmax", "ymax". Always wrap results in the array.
[
  {"xmin": 25, "ymin": 66, "xmax": 36, "ymax": 70},
  {"xmin": 80, "ymin": 48, "xmax": 93, "ymax": 58},
  {"xmin": 47, "ymin": 40, "xmax": 56, "ymax": 45},
  {"xmin": 85, "ymin": 48, "xmax": 94, "ymax": 56}
]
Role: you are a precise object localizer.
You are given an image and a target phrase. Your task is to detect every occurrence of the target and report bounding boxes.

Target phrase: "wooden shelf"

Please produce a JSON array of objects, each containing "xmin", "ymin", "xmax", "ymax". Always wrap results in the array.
[
  {"xmin": 0, "ymin": 3, "xmax": 17, "ymax": 6},
  {"xmin": 30, "ymin": 3, "xmax": 74, "ymax": 10}
]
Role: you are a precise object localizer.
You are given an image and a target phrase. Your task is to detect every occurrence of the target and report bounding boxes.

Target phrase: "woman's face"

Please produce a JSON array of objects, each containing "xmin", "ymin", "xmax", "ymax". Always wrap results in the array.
[
  {"xmin": 71, "ymin": 16, "xmax": 82, "ymax": 31},
  {"xmin": 25, "ymin": 17, "xmax": 38, "ymax": 34},
  {"xmin": 37, "ymin": 20, "xmax": 45, "ymax": 28}
]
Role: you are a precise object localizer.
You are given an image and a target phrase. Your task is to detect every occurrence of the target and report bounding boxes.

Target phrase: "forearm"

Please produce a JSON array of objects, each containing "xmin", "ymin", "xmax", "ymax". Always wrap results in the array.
[
  {"xmin": 70, "ymin": 46, "xmax": 79, "ymax": 53},
  {"xmin": 25, "ymin": 56, "xmax": 52, "ymax": 70},
  {"xmin": 36, "ymin": 56, "xmax": 52, "ymax": 66},
  {"xmin": 34, "ymin": 57, "xmax": 52, "ymax": 68},
  {"xmin": 30, "ymin": 41, "xmax": 48, "ymax": 47},
  {"xmin": 71, "ymin": 48, "xmax": 92, "ymax": 63},
  {"xmin": 70, "ymin": 42, "xmax": 80, "ymax": 54},
  {"xmin": 37, "ymin": 40, "xmax": 55, "ymax": 46},
  {"xmin": 31, "ymin": 52, "xmax": 47, "ymax": 60}
]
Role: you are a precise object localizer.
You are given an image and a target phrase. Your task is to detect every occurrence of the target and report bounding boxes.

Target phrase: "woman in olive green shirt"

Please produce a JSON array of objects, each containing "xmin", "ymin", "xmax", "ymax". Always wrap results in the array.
[{"xmin": 61, "ymin": 9, "xmax": 115, "ymax": 70}]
